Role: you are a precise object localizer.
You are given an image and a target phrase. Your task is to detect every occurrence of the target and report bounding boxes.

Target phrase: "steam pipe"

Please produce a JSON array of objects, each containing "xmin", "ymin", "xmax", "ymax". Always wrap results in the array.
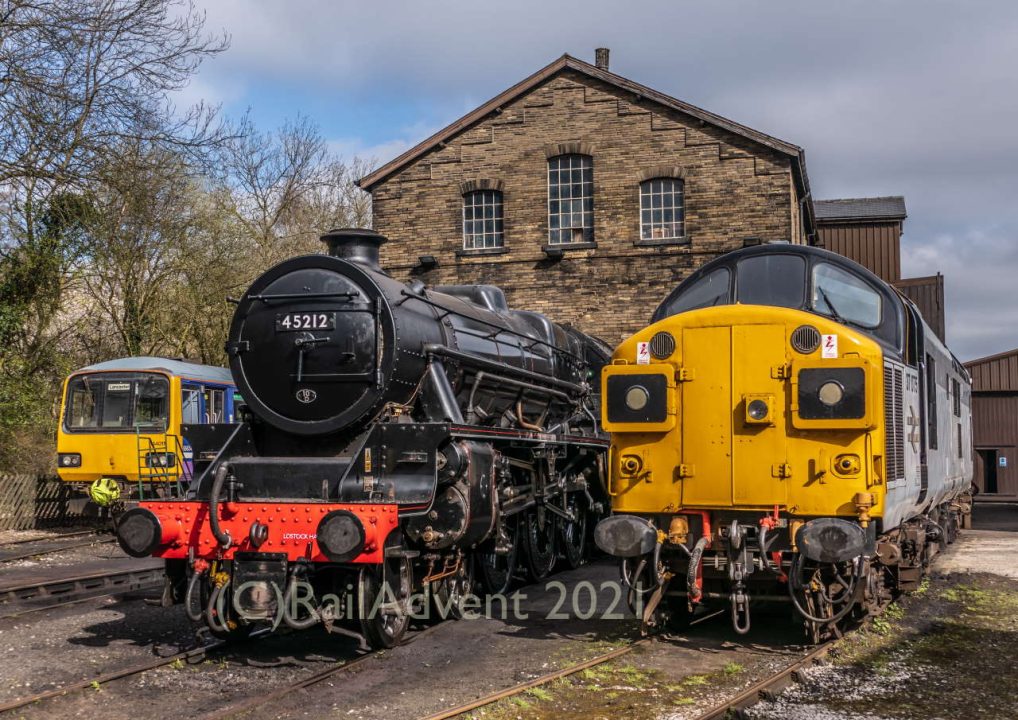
[
  {"xmin": 209, "ymin": 463, "xmax": 233, "ymax": 549},
  {"xmin": 423, "ymin": 344, "xmax": 584, "ymax": 395}
]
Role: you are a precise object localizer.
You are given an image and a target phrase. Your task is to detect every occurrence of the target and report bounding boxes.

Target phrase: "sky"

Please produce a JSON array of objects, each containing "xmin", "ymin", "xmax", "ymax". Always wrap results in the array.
[{"xmin": 179, "ymin": 0, "xmax": 1018, "ymax": 362}]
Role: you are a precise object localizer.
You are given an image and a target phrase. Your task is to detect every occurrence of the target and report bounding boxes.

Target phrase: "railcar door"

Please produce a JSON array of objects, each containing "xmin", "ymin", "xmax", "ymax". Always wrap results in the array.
[{"xmin": 181, "ymin": 384, "xmax": 202, "ymax": 425}]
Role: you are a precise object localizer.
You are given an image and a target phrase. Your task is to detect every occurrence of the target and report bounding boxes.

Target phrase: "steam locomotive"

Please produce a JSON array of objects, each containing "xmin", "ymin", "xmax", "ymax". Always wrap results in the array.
[{"xmin": 116, "ymin": 229, "xmax": 610, "ymax": 648}]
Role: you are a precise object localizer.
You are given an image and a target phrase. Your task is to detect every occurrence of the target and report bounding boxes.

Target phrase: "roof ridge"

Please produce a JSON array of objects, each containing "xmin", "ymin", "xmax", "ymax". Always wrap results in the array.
[{"xmin": 356, "ymin": 52, "xmax": 806, "ymax": 192}]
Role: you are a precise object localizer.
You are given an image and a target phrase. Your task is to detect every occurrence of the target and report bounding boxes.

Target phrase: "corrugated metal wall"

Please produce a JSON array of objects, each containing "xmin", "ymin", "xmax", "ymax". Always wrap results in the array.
[
  {"xmin": 817, "ymin": 222, "xmax": 901, "ymax": 283},
  {"xmin": 894, "ymin": 275, "xmax": 946, "ymax": 342}
]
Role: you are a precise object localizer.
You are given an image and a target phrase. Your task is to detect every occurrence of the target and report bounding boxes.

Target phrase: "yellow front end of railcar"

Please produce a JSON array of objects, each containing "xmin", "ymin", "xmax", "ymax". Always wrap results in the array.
[
  {"xmin": 602, "ymin": 305, "xmax": 886, "ymax": 525},
  {"xmin": 56, "ymin": 372, "xmax": 185, "ymax": 487}
]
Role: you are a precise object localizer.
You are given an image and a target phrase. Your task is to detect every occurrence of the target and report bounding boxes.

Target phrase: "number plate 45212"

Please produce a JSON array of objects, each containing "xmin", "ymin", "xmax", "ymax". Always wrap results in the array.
[{"xmin": 275, "ymin": 312, "xmax": 335, "ymax": 332}]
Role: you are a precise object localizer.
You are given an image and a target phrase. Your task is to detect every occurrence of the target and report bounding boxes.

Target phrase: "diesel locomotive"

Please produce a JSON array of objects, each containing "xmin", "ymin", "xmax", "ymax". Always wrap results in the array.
[
  {"xmin": 116, "ymin": 229, "xmax": 610, "ymax": 648},
  {"xmin": 595, "ymin": 243, "xmax": 973, "ymax": 640}
]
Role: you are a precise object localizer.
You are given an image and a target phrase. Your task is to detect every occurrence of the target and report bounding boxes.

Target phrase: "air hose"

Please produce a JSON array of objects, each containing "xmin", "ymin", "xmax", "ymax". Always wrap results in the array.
[
  {"xmin": 282, "ymin": 568, "xmax": 320, "ymax": 630},
  {"xmin": 788, "ymin": 553, "xmax": 862, "ymax": 625},
  {"xmin": 184, "ymin": 570, "xmax": 205, "ymax": 623},
  {"xmin": 686, "ymin": 536, "xmax": 708, "ymax": 603}
]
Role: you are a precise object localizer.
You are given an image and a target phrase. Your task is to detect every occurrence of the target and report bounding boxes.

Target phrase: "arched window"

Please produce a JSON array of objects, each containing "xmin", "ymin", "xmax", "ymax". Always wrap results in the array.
[
  {"xmin": 640, "ymin": 177, "xmax": 685, "ymax": 241},
  {"xmin": 548, "ymin": 154, "xmax": 593, "ymax": 245},
  {"xmin": 462, "ymin": 189, "xmax": 504, "ymax": 250}
]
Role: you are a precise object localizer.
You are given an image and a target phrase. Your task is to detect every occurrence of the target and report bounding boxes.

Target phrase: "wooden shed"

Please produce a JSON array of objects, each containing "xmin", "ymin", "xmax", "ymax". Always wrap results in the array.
[{"xmin": 965, "ymin": 348, "xmax": 1018, "ymax": 497}]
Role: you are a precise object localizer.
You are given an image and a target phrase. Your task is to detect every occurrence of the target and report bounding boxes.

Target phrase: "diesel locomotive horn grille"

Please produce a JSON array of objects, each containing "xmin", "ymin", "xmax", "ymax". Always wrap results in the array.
[{"xmin": 791, "ymin": 325, "xmax": 821, "ymax": 354}]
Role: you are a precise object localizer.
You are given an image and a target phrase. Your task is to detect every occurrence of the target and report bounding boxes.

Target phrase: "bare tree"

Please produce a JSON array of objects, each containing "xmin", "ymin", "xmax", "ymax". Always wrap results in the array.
[
  {"xmin": 0, "ymin": 0, "xmax": 229, "ymax": 190},
  {"xmin": 218, "ymin": 115, "xmax": 373, "ymax": 266}
]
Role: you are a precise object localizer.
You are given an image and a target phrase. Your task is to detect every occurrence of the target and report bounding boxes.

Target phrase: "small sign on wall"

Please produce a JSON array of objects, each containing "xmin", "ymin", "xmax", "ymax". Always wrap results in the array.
[{"xmin": 1000, "ymin": 456, "xmax": 1008, "ymax": 468}]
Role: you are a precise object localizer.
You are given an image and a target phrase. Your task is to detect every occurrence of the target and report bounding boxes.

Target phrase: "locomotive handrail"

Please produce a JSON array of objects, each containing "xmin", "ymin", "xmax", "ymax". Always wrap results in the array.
[
  {"xmin": 246, "ymin": 291, "xmax": 358, "ymax": 303},
  {"xmin": 402, "ymin": 289, "xmax": 585, "ymax": 363},
  {"xmin": 422, "ymin": 343, "xmax": 586, "ymax": 396}
]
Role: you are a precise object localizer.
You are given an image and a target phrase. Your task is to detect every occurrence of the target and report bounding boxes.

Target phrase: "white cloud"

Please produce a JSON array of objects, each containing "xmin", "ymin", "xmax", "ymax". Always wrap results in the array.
[{"xmin": 181, "ymin": 0, "xmax": 1018, "ymax": 361}]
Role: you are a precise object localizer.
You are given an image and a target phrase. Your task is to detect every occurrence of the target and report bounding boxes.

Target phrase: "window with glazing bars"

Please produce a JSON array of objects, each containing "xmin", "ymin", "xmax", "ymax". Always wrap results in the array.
[
  {"xmin": 548, "ymin": 154, "xmax": 593, "ymax": 244},
  {"xmin": 462, "ymin": 190, "xmax": 504, "ymax": 250},
  {"xmin": 640, "ymin": 178, "xmax": 685, "ymax": 241}
]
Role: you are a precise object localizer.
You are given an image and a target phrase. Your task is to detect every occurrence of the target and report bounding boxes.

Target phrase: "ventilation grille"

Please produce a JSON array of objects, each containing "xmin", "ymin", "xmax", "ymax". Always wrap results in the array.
[
  {"xmin": 884, "ymin": 363, "xmax": 905, "ymax": 482},
  {"xmin": 791, "ymin": 325, "xmax": 821, "ymax": 354},
  {"xmin": 650, "ymin": 331, "xmax": 676, "ymax": 359}
]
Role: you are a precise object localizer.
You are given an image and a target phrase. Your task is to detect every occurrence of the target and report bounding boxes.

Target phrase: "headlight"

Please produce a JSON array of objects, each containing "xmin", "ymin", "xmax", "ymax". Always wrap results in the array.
[
  {"xmin": 818, "ymin": 381, "xmax": 845, "ymax": 406},
  {"xmin": 796, "ymin": 367, "xmax": 866, "ymax": 421},
  {"xmin": 747, "ymin": 399, "xmax": 769, "ymax": 420},
  {"xmin": 744, "ymin": 394, "xmax": 774, "ymax": 425},
  {"xmin": 145, "ymin": 453, "xmax": 176, "ymax": 468},
  {"xmin": 58, "ymin": 453, "xmax": 82, "ymax": 467},
  {"xmin": 625, "ymin": 385, "xmax": 650, "ymax": 411}
]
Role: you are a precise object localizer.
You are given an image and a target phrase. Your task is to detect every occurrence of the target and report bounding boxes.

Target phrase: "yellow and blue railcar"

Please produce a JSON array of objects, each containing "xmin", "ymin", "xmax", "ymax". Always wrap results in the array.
[
  {"xmin": 595, "ymin": 244, "xmax": 972, "ymax": 639},
  {"xmin": 57, "ymin": 357, "xmax": 239, "ymax": 502}
]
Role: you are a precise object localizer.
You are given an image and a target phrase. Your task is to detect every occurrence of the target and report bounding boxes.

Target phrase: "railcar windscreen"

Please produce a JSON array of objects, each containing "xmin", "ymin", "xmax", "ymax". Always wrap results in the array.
[{"xmin": 64, "ymin": 373, "xmax": 169, "ymax": 432}]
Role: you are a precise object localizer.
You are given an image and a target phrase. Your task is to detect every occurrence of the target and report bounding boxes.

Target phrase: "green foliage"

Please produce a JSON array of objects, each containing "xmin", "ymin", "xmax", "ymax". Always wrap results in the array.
[{"xmin": 0, "ymin": 2, "xmax": 372, "ymax": 473}]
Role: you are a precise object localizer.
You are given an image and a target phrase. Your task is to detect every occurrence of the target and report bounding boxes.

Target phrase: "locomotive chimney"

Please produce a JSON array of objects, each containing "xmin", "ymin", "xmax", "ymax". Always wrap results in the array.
[
  {"xmin": 320, "ymin": 228, "xmax": 386, "ymax": 272},
  {"xmin": 594, "ymin": 47, "xmax": 610, "ymax": 71}
]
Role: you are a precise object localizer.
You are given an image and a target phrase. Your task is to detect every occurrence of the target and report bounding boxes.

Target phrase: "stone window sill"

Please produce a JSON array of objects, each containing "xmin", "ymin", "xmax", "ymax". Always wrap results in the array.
[
  {"xmin": 541, "ymin": 242, "xmax": 598, "ymax": 255},
  {"xmin": 633, "ymin": 236, "xmax": 691, "ymax": 248},
  {"xmin": 456, "ymin": 247, "xmax": 509, "ymax": 258}
]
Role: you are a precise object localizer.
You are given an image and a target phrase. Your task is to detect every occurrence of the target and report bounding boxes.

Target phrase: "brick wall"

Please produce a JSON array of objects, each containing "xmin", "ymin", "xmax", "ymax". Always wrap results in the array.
[{"xmin": 371, "ymin": 69, "xmax": 805, "ymax": 345}]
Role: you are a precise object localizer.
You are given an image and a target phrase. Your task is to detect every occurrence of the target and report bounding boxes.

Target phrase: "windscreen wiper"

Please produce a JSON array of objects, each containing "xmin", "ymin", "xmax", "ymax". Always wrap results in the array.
[{"xmin": 816, "ymin": 286, "xmax": 846, "ymax": 324}]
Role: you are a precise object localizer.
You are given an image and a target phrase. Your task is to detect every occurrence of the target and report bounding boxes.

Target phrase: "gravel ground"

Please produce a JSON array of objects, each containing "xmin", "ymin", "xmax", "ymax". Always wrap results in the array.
[
  {"xmin": 4, "ymin": 505, "xmax": 1013, "ymax": 719},
  {"xmin": 745, "ymin": 503, "xmax": 1018, "ymax": 720},
  {"xmin": 1, "ymin": 533, "xmax": 120, "ymax": 570},
  {"xmin": 0, "ymin": 560, "xmax": 808, "ymax": 720},
  {"xmin": 0, "ymin": 527, "xmax": 99, "ymax": 545}
]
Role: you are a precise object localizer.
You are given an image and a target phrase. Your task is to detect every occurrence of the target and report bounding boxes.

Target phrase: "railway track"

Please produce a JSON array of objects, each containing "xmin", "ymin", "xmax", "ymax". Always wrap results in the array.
[
  {"xmin": 690, "ymin": 639, "xmax": 837, "ymax": 720},
  {"xmin": 200, "ymin": 623, "xmax": 446, "ymax": 720},
  {"xmin": 0, "ymin": 623, "xmax": 436, "ymax": 719},
  {"xmin": 414, "ymin": 629, "xmax": 846, "ymax": 720},
  {"xmin": 0, "ymin": 535, "xmax": 114, "ymax": 564},
  {"xmin": 0, "ymin": 562, "xmax": 164, "ymax": 619},
  {"xmin": 0, "ymin": 529, "xmax": 98, "ymax": 547},
  {"xmin": 417, "ymin": 641, "xmax": 648, "ymax": 720},
  {"xmin": 0, "ymin": 640, "xmax": 225, "ymax": 714}
]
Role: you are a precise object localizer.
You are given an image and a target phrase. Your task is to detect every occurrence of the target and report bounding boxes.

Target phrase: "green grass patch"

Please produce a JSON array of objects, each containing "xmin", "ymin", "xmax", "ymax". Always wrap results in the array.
[{"xmin": 525, "ymin": 687, "xmax": 553, "ymax": 702}]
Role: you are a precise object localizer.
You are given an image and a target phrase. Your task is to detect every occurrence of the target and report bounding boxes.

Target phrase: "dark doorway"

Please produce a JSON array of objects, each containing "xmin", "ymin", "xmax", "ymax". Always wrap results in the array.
[{"xmin": 978, "ymin": 449, "xmax": 999, "ymax": 493}]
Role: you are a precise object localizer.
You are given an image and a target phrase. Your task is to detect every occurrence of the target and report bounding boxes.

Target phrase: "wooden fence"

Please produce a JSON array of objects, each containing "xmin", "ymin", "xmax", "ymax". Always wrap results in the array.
[{"xmin": 0, "ymin": 474, "xmax": 91, "ymax": 531}]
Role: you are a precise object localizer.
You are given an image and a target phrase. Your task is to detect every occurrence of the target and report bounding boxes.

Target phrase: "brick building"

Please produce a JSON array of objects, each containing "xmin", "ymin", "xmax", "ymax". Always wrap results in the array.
[{"xmin": 357, "ymin": 50, "xmax": 816, "ymax": 344}]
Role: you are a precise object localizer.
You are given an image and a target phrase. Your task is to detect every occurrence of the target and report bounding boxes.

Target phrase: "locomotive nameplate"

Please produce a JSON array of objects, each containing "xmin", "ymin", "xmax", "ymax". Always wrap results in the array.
[{"xmin": 275, "ymin": 311, "xmax": 336, "ymax": 332}]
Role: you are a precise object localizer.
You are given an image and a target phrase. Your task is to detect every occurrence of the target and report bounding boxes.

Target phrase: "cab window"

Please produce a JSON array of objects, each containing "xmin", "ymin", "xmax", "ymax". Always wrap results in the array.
[
  {"xmin": 135, "ymin": 376, "xmax": 168, "ymax": 430},
  {"xmin": 67, "ymin": 380, "xmax": 101, "ymax": 428},
  {"xmin": 736, "ymin": 254, "xmax": 806, "ymax": 308},
  {"xmin": 812, "ymin": 262, "xmax": 882, "ymax": 328},
  {"xmin": 657, "ymin": 267, "xmax": 731, "ymax": 318}
]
